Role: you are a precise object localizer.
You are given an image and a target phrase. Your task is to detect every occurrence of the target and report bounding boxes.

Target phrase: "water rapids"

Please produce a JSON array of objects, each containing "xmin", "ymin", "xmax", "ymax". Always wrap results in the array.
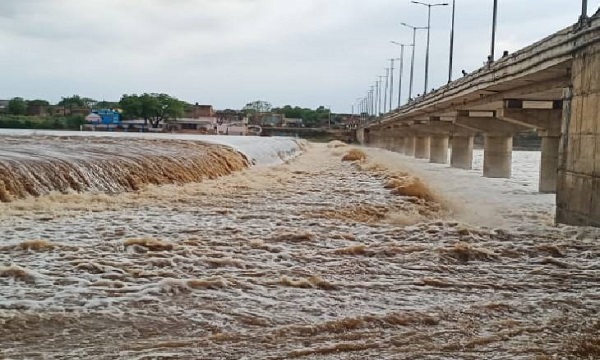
[{"xmin": 0, "ymin": 136, "xmax": 598, "ymax": 359}]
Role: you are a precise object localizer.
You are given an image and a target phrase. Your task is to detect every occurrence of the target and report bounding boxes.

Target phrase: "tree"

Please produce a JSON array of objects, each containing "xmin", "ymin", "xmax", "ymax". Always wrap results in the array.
[
  {"xmin": 242, "ymin": 100, "xmax": 272, "ymax": 114},
  {"xmin": 81, "ymin": 97, "xmax": 97, "ymax": 109},
  {"xmin": 270, "ymin": 105, "xmax": 332, "ymax": 128},
  {"xmin": 95, "ymin": 101, "xmax": 119, "ymax": 110},
  {"xmin": 28, "ymin": 99, "xmax": 50, "ymax": 107},
  {"xmin": 58, "ymin": 95, "xmax": 85, "ymax": 108},
  {"xmin": 119, "ymin": 93, "xmax": 185, "ymax": 128},
  {"xmin": 7, "ymin": 97, "xmax": 27, "ymax": 115}
]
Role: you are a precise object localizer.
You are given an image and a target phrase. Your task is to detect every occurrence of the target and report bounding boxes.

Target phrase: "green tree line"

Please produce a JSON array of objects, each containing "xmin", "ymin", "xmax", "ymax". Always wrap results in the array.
[
  {"xmin": 271, "ymin": 105, "xmax": 332, "ymax": 127},
  {"xmin": 2, "ymin": 95, "xmax": 336, "ymax": 130}
]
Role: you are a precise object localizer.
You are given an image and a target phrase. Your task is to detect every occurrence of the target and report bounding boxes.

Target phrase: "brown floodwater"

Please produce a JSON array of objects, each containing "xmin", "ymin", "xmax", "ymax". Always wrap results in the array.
[{"xmin": 0, "ymin": 140, "xmax": 598, "ymax": 359}]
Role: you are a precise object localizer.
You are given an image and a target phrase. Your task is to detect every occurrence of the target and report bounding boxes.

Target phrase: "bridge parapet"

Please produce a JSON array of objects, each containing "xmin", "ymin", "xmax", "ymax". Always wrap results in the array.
[{"xmin": 363, "ymin": 12, "xmax": 600, "ymax": 128}]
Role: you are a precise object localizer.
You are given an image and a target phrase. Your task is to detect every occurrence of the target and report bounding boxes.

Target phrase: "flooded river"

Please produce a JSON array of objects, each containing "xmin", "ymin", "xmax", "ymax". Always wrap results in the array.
[{"xmin": 0, "ymin": 135, "xmax": 598, "ymax": 359}]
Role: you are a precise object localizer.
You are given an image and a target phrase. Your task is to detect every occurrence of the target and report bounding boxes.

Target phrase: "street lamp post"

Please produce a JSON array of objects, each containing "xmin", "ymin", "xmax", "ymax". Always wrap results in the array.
[
  {"xmin": 374, "ymin": 81, "xmax": 380, "ymax": 116},
  {"xmin": 401, "ymin": 23, "xmax": 428, "ymax": 101},
  {"xmin": 356, "ymin": 97, "xmax": 363, "ymax": 124},
  {"xmin": 369, "ymin": 87, "xmax": 375, "ymax": 116},
  {"xmin": 378, "ymin": 76, "xmax": 384, "ymax": 116},
  {"xmin": 411, "ymin": 1, "xmax": 449, "ymax": 94},
  {"xmin": 389, "ymin": 59, "xmax": 397, "ymax": 111},
  {"xmin": 448, "ymin": 0, "xmax": 456, "ymax": 82},
  {"xmin": 491, "ymin": 0, "xmax": 498, "ymax": 62},
  {"xmin": 581, "ymin": 0, "xmax": 588, "ymax": 21},
  {"xmin": 391, "ymin": 41, "xmax": 413, "ymax": 107},
  {"xmin": 383, "ymin": 68, "xmax": 390, "ymax": 114}
]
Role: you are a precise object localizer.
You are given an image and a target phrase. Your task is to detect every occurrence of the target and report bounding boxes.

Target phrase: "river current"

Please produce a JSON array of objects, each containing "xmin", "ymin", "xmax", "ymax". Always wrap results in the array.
[{"xmin": 0, "ymin": 134, "xmax": 598, "ymax": 359}]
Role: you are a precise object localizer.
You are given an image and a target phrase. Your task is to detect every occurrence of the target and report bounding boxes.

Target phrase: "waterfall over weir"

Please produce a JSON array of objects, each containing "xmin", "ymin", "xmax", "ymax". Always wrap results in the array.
[{"xmin": 0, "ymin": 133, "xmax": 287, "ymax": 202}]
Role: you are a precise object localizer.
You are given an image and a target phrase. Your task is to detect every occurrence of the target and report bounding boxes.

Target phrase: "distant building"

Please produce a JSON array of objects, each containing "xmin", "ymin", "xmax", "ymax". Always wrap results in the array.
[
  {"xmin": 185, "ymin": 103, "xmax": 215, "ymax": 119},
  {"xmin": 90, "ymin": 109, "xmax": 121, "ymax": 124},
  {"xmin": 282, "ymin": 117, "xmax": 304, "ymax": 128},
  {"xmin": 165, "ymin": 117, "xmax": 216, "ymax": 133},
  {"xmin": 260, "ymin": 113, "xmax": 284, "ymax": 127},
  {"xmin": 52, "ymin": 106, "xmax": 90, "ymax": 117},
  {"xmin": 216, "ymin": 109, "xmax": 246, "ymax": 124},
  {"xmin": 338, "ymin": 114, "xmax": 360, "ymax": 129},
  {"xmin": 26, "ymin": 104, "xmax": 49, "ymax": 117},
  {"xmin": 85, "ymin": 113, "xmax": 102, "ymax": 123}
]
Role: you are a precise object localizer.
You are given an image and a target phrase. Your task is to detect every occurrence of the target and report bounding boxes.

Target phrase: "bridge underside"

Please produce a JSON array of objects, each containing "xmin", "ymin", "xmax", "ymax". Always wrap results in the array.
[{"xmin": 359, "ymin": 15, "xmax": 600, "ymax": 227}]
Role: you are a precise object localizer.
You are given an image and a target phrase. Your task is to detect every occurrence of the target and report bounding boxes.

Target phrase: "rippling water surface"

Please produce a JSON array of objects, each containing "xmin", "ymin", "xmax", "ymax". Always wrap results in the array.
[{"xmin": 0, "ymin": 135, "xmax": 598, "ymax": 359}]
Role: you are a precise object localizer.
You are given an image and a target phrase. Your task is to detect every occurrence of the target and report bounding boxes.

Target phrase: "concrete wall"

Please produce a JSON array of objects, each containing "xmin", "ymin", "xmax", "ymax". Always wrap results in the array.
[
  {"xmin": 356, "ymin": 128, "xmax": 368, "ymax": 145},
  {"xmin": 557, "ymin": 41, "xmax": 600, "ymax": 227}
]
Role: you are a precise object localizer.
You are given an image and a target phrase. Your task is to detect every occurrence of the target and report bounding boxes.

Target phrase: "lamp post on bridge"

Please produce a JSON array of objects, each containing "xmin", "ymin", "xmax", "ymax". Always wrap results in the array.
[
  {"xmin": 356, "ymin": 97, "xmax": 364, "ymax": 124},
  {"xmin": 580, "ymin": 0, "xmax": 588, "ymax": 23},
  {"xmin": 374, "ymin": 81, "xmax": 380, "ymax": 116},
  {"xmin": 367, "ymin": 86, "xmax": 375, "ymax": 117},
  {"xmin": 391, "ymin": 41, "xmax": 413, "ymax": 107},
  {"xmin": 378, "ymin": 75, "xmax": 384, "ymax": 117},
  {"xmin": 490, "ymin": 0, "xmax": 498, "ymax": 62},
  {"xmin": 388, "ymin": 58, "xmax": 399, "ymax": 112},
  {"xmin": 383, "ymin": 68, "xmax": 390, "ymax": 114},
  {"xmin": 448, "ymin": 0, "xmax": 456, "ymax": 82},
  {"xmin": 411, "ymin": 1, "xmax": 449, "ymax": 95},
  {"xmin": 401, "ymin": 23, "xmax": 428, "ymax": 101}
]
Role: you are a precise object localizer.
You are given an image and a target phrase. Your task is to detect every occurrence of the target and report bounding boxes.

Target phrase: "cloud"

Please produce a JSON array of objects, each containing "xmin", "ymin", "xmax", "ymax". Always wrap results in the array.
[{"xmin": 0, "ymin": 0, "xmax": 597, "ymax": 111}]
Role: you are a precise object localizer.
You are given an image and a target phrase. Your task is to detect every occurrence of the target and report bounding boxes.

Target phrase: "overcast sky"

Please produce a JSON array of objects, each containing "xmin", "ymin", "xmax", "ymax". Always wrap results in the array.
[{"xmin": 0, "ymin": 0, "xmax": 598, "ymax": 112}]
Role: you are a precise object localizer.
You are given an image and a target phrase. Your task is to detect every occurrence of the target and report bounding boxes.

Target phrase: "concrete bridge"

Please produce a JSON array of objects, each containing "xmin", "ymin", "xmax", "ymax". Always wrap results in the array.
[{"xmin": 358, "ymin": 10, "xmax": 600, "ymax": 227}]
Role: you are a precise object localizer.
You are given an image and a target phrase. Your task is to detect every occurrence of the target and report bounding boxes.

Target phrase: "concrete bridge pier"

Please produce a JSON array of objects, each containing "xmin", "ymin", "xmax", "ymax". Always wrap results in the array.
[
  {"xmin": 415, "ymin": 136, "xmax": 431, "ymax": 159},
  {"xmin": 391, "ymin": 134, "xmax": 406, "ymax": 153},
  {"xmin": 383, "ymin": 132, "xmax": 393, "ymax": 151},
  {"xmin": 450, "ymin": 135, "xmax": 474, "ymax": 169},
  {"xmin": 498, "ymin": 105, "xmax": 563, "ymax": 192},
  {"xmin": 404, "ymin": 136, "xmax": 416, "ymax": 156},
  {"xmin": 356, "ymin": 128, "xmax": 369, "ymax": 145},
  {"xmin": 430, "ymin": 135, "xmax": 449, "ymax": 164},
  {"xmin": 388, "ymin": 132, "xmax": 399, "ymax": 151},
  {"xmin": 557, "ymin": 39, "xmax": 600, "ymax": 226},
  {"xmin": 483, "ymin": 134, "xmax": 513, "ymax": 178},
  {"xmin": 455, "ymin": 114, "xmax": 528, "ymax": 179},
  {"xmin": 539, "ymin": 135, "xmax": 560, "ymax": 193},
  {"xmin": 396, "ymin": 136, "xmax": 407, "ymax": 153},
  {"xmin": 371, "ymin": 130, "xmax": 385, "ymax": 149}
]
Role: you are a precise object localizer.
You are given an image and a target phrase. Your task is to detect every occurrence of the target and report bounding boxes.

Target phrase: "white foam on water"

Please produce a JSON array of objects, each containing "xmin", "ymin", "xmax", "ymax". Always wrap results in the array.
[
  {"xmin": 364, "ymin": 147, "xmax": 555, "ymax": 231},
  {"xmin": 0, "ymin": 129, "xmax": 305, "ymax": 166},
  {"xmin": 0, "ymin": 141, "xmax": 598, "ymax": 359}
]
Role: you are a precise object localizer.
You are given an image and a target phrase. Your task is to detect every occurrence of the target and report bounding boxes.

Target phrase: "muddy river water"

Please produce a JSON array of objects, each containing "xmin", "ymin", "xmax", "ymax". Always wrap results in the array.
[{"xmin": 0, "ymin": 136, "xmax": 598, "ymax": 359}]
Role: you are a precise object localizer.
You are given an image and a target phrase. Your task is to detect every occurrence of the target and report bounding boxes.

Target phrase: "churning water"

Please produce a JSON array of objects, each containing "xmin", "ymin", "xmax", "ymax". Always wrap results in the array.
[{"xmin": 0, "ymin": 133, "xmax": 598, "ymax": 359}]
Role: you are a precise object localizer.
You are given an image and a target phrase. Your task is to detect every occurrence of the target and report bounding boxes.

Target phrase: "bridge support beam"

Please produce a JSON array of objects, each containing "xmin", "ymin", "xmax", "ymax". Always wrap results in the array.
[
  {"xmin": 405, "ymin": 136, "xmax": 416, "ymax": 156},
  {"xmin": 369, "ymin": 129, "xmax": 389, "ymax": 149},
  {"xmin": 356, "ymin": 128, "xmax": 369, "ymax": 145},
  {"xmin": 539, "ymin": 135, "xmax": 560, "ymax": 193},
  {"xmin": 483, "ymin": 134, "xmax": 513, "ymax": 178},
  {"xmin": 455, "ymin": 114, "xmax": 526, "ymax": 179},
  {"xmin": 430, "ymin": 135, "xmax": 449, "ymax": 164},
  {"xmin": 498, "ymin": 106, "xmax": 563, "ymax": 193},
  {"xmin": 391, "ymin": 134, "xmax": 405, "ymax": 153},
  {"xmin": 415, "ymin": 136, "xmax": 431, "ymax": 159},
  {"xmin": 451, "ymin": 135, "xmax": 474, "ymax": 170},
  {"xmin": 557, "ymin": 41, "xmax": 600, "ymax": 227},
  {"xmin": 383, "ymin": 132, "xmax": 393, "ymax": 151}
]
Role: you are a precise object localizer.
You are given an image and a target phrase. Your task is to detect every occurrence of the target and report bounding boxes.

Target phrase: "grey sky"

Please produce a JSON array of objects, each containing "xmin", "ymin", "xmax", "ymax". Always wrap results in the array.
[{"xmin": 0, "ymin": 0, "xmax": 598, "ymax": 112}]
